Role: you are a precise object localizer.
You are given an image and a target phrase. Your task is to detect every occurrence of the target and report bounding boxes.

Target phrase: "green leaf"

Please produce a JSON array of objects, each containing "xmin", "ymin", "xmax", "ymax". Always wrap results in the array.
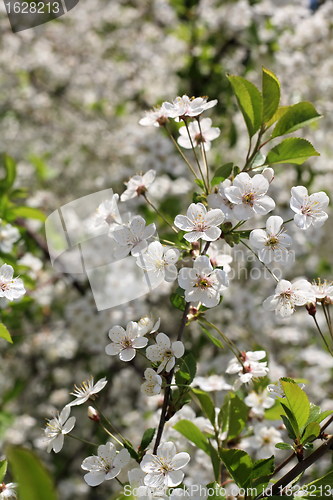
[
  {"xmin": 272, "ymin": 102, "xmax": 321, "ymax": 138},
  {"xmin": 251, "ymin": 456, "xmax": 275, "ymax": 494},
  {"xmin": 139, "ymin": 428, "xmax": 155, "ymax": 451},
  {"xmin": 280, "ymin": 379, "xmax": 310, "ymax": 435},
  {"xmin": 281, "ymin": 402, "xmax": 300, "ymax": 438},
  {"xmin": 0, "ymin": 459, "xmax": 7, "ymax": 482},
  {"xmin": 206, "ymin": 482, "xmax": 226, "ymax": 500},
  {"xmin": 301, "ymin": 422, "xmax": 320, "ymax": 444},
  {"xmin": 0, "ymin": 154, "xmax": 16, "ymax": 191},
  {"xmin": 192, "ymin": 388, "xmax": 216, "ymax": 426},
  {"xmin": 0, "ymin": 323, "xmax": 13, "ymax": 344},
  {"xmin": 218, "ymin": 393, "xmax": 248, "ymax": 441},
  {"xmin": 275, "ymin": 442, "xmax": 294, "ymax": 450},
  {"xmin": 200, "ymin": 324, "xmax": 224, "ymax": 349},
  {"xmin": 7, "ymin": 446, "xmax": 58, "ymax": 500},
  {"xmin": 175, "ymin": 353, "xmax": 197, "ymax": 385},
  {"xmin": 303, "ymin": 470, "xmax": 333, "ymax": 495},
  {"xmin": 220, "ymin": 449, "xmax": 252, "ymax": 488},
  {"xmin": 123, "ymin": 440, "xmax": 139, "ymax": 461},
  {"xmin": 9, "ymin": 206, "xmax": 46, "ymax": 222},
  {"xmin": 170, "ymin": 292, "xmax": 186, "ymax": 311},
  {"xmin": 262, "ymin": 68, "xmax": 280, "ymax": 122},
  {"xmin": 281, "ymin": 414, "xmax": 297, "ymax": 440},
  {"xmin": 211, "ymin": 163, "xmax": 233, "ymax": 186},
  {"xmin": 227, "ymin": 75, "xmax": 263, "ymax": 137},
  {"xmin": 306, "ymin": 404, "xmax": 333, "ymax": 425},
  {"xmin": 174, "ymin": 420, "xmax": 210, "ymax": 453},
  {"xmin": 194, "ymin": 179, "xmax": 206, "ymax": 190},
  {"xmin": 266, "ymin": 138, "xmax": 319, "ymax": 165}
]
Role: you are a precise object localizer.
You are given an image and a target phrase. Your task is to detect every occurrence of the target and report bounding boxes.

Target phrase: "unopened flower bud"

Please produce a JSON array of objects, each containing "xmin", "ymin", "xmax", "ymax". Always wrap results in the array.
[
  {"xmin": 88, "ymin": 406, "xmax": 100, "ymax": 422},
  {"xmin": 306, "ymin": 302, "xmax": 317, "ymax": 317}
]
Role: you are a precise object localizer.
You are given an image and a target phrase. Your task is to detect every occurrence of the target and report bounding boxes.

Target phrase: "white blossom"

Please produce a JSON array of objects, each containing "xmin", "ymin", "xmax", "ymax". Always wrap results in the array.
[
  {"xmin": 0, "ymin": 483, "xmax": 17, "ymax": 499},
  {"xmin": 241, "ymin": 424, "xmax": 282, "ymax": 459},
  {"xmin": 263, "ymin": 279, "xmax": 316, "ymax": 318},
  {"xmin": 163, "ymin": 95, "xmax": 217, "ymax": 121},
  {"xmin": 140, "ymin": 441, "xmax": 190, "ymax": 487},
  {"xmin": 244, "ymin": 390, "xmax": 275, "ymax": 417},
  {"xmin": 120, "ymin": 170, "xmax": 156, "ymax": 201},
  {"xmin": 139, "ymin": 105, "xmax": 170, "ymax": 127},
  {"xmin": 105, "ymin": 321, "xmax": 148, "ymax": 362},
  {"xmin": 141, "ymin": 368, "xmax": 163, "ymax": 396},
  {"xmin": 88, "ymin": 195, "xmax": 121, "ymax": 233},
  {"xmin": 136, "ymin": 241, "xmax": 179, "ymax": 284},
  {"xmin": 178, "ymin": 255, "xmax": 228, "ymax": 308},
  {"xmin": 82, "ymin": 442, "xmax": 130, "ymax": 487},
  {"xmin": 138, "ymin": 316, "xmax": 161, "ymax": 336},
  {"xmin": 267, "ymin": 380, "xmax": 305, "ymax": 400},
  {"xmin": 249, "ymin": 216, "xmax": 292, "ymax": 264},
  {"xmin": 193, "ymin": 375, "xmax": 232, "ymax": 392},
  {"xmin": 290, "ymin": 186, "xmax": 329, "ymax": 230},
  {"xmin": 146, "ymin": 332, "xmax": 184, "ymax": 374},
  {"xmin": 128, "ymin": 468, "xmax": 166, "ymax": 500},
  {"xmin": 112, "ymin": 216, "xmax": 156, "ymax": 257},
  {"xmin": 207, "ymin": 179, "xmax": 237, "ymax": 222},
  {"xmin": 44, "ymin": 406, "xmax": 76, "ymax": 453},
  {"xmin": 67, "ymin": 377, "xmax": 107, "ymax": 407},
  {"xmin": 0, "ymin": 264, "xmax": 26, "ymax": 301},
  {"xmin": 226, "ymin": 351, "xmax": 269, "ymax": 389},
  {"xmin": 174, "ymin": 203, "xmax": 224, "ymax": 242},
  {"xmin": 224, "ymin": 172, "xmax": 275, "ymax": 220},
  {"xmin": 312, "ymin": 279, "xmax": 333, "ymax": 304},
  {"xmin": 177, "ymin": 118, "xmax": 220, "ymax": 151},
  {"xmin": 0, "ymin": 220, "xmax": 20, "ymax": 253}
]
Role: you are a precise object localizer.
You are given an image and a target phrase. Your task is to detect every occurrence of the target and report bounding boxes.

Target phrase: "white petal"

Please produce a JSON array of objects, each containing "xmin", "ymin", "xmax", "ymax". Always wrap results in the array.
[
  {"xmin": 84, "ymin": 471, "xmax": 106, "ymax": 487},
  {"xmin": 105, "ymin": 343, "xmax": 123, "ymax": 356},
  {"xmin": 114, "ymin": 448, "xmax": 131, "ymax": 468},
  {"xmin": 172, "ymin": 341, "xmax": 185, "ymax": 358},
  {"xmin": 266, "ymin": 215, "xmax": 283, "ymax": 235},
  {"xmin": 53, "ymin": 434, "xmax": 64, "ymax": 453},
  {"xmin": 203, "ymin": 226, "xmax": 221, "ymax": 241},
  {"xmin": 62, "ymin": 416, "xmax": 76, "ymax": 434},
  {"xmin": 0, "ymin": 264, "xmax": 14, "ymax": 280},
  {"xmin": 130, "ymin": 216, "xmax": 146, "ymax": 237},
  {"xmin": 132, "ymin": 337, "xmax": 148, "ymax": 348},
  {"xmin": 171, "ymin": 452, "xmax": 190, "ymax": 470},
  {"xmin": 156, "ymin": 332, "xmax": 171, "ymax": 348},
  {"xmin": 119, "ymin": 348, "xmax": 136, "ymax": 362},
  {"xmin": 157, "ymin": 441, "xmax": 177, "ymax": 461},
  {"xmin": 249, "ymin": 229, "xmax": 267, "ymax": 248},
  {"xmin": 174, "ymin": 215, "xmax": 194, "ymax": 231},
  {"xmin": 109, "ymin": 325, "xmax": 126, "ymax": 342},
  {"xmin": 166, "ymin": 470, "xmax": 184, "ymax": 487}
]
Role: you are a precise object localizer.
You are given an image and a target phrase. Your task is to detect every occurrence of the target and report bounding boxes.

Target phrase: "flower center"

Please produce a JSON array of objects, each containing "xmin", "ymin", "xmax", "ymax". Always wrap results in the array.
[
  {"xmin": 164, "ymin": 349, "xmax": 173, "ymax": 358},
  {"xmin": 194, "ymin": 133, "xmax": 205, "ymax": 144},
  {"xmin": 136, "ymin": 185, "xmax": 147, "ymax": 196},
  {"xmin": 266, "ymin": 236, "xmax": 279, "ymax": 248},
  {"xmin": 242, "ymin": 192, "xmax": 255, "ymax": 206},
  {"xmin": 122, "ymin": 338, "xmax": 133, "ymax": 349},
  {"xmin": 0, "ymin": 282, "xmax": 10, "ymax": 291},
  {"xmin": 195, "ymin": 276, "xmax": 212, "ymax": 289}
]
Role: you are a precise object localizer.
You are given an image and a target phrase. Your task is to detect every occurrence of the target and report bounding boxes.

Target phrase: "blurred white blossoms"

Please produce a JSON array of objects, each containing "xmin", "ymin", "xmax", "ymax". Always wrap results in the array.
[
  {"xmin": 45, "ymin": 406, "xmax": 76, "ymax": 453},
  {"xmin": 207, "ymin": 179, "xmax": 237, "ymax": 222},
  {"xmin": 141, "ymin": 368, "xmax": 162, "ymax": 396},
  {"xmin": 0, "ymin": 483, "xmax": 17, "ymax": 499},
  {"xmin": 178, "ymin": 255, "xmax": 228, "ymax": 308},
  {"xmin": 244, "ymin": 390, "xmax": 274, "ymax": 417},
  {"xmin": 112, "ymin": 216, "xmax": 156, "ymax": 257},
  {"xmin": 249, "ymin": 216, "xmax": 292, "ymax": 264},
  {"xmin": 88, "ymin": 195, "xmax": 121, "ymax": 233},
  {"xmin": 263, "ymin": 279, "xmax": 316, "ymax": 318},
  {"xmin": 226, "ymin": 351, "xmax": 269, "ymax": 389},
  {"xmin": 0, "ymin": 264, "xmax": 26, "ymax": 301},
  {"xmin": 163, "ymin": 95, "xmax": 217, "ymax": 121},
  {"xmin": 136, "ymin": 241, "xmax": 179, "ymax": 284},
  {"xmin": 207, "ymin": 245, "xmax": 233, "ymax": 273},
  {"xmin": 146, "ymin": 332, "xmax": 184, "ymax": 373},
  {"xmin": 0, "ymin": 220, "xmax": 19, "ymax": 253},
  {"xmin": 224, "ymin": 173, "xmax": 275, "ymax": 220},
  {"xmin": 241, "ymin": 424, "xmax": 282, "ymax": 459},
  {"xmin": 105, "ymin": 321, "xmax": 148, "ymax": 362},
  {"xmin": 121, "ymin": 170, "xmax": 156, "ymax": 201},
  {"xmin": 177, "ymin": 118, "xmax": 220, "ymax": 151},
  {"xmin": 139, "ymin": 105, "xmax": 170, "ymax": 127},
  {"xmin": 67, "ymin": 377, "xmax": 107, "ymax": 407},
  {"xmin": 290, "ymin": 186, "xmax": 329, "ymax": 230},
  {"xmin": 82, "ymin": 442, "xmax": 130, "ymax": 487},
  {"xmin": 140, "ymin": 441, "xmax": 190, "ymax": 487},
  {"xmin": 174, "ymin": 203, "xmax": 224, "ymax": 242},
  {"xmin": 267, "ymin": 380, "xmax": 305, "ymax": 399},
  {"xmin": 193, "ymin": 375, "xmax": 232, "ymax": 392}
]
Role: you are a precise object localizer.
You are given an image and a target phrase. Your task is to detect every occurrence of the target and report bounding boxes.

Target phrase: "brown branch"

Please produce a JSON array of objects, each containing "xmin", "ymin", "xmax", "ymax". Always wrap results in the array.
[{"xmin": 153, "ymin": 302, "xmax": 190, "ymax": 454}]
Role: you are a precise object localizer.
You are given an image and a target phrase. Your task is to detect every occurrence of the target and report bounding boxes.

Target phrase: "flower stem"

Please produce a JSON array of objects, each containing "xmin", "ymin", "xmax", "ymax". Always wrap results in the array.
[
  {"xmin": 68, "ymin": 433, "xmax": 98, "ymax": 447},
  {"xmin": 197, "ymin": 117, "xmax": 210, "ymax": 190},
  {"xmin": 143, "ymin": 193, "xmax": 178, "ymax": 233},
  {"xmin": 240, "ymin": 239, "xmax": 279, "ymax": 283},
  {"xmin": 312, "ymin": 314, "xmax": 333, "ymax": 355},
  {"xmin": 183, "ymin": 119, "xmax": 208, "ymax": 193},
  {"xmin": 165, "ymin": 125, "xmax": 198, "ymax": 179}
]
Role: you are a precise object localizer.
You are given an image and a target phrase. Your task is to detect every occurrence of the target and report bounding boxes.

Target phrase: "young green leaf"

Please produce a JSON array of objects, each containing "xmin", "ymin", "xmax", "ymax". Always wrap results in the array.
[
  {"xmin": 227, "ymin": 75, "xmax": 263, "ymax": 137},
  {"xmin": 0, "ymin": 154, "xmax": 17, "ymax": 191},
  {"xmin": 275, "ymin": 442, "xmax": 294, "ymax": 450},
  {"xmin": 280, "ymin": 379, "xmax": 310, "ymax": 434},
  {"xmin": 175, "ymin": 353, "xmax": 197, "ymax": 385},
  {"xmin": 220, "ymin": 449, "xmax": 252, "ymax": 488},
  {"xmin": 303, "ymin": 470, "xmax": 333, "ymax": 493},
  {"xmin": 139, "ymin": 428, "xmax": 156, "ymax": 451},
  {"xmin": 0, "ymin": 323, "xmax": 13, "ymax": 344},
  {"xmin": 170, "ymin": 292, "xmax": 186, "ymax": 311},
  {"xmin": 200, "ymin": 324, "xmax": 224, "ymax": 349},
  {"xmin": 271, "ymin": 102, "xmax": 321, "ymax": 138},
  {"xmin": 174, "ymin": 420, "xmax": 210, "ymax": 453},
  {"xmin": 218, "ymin": 393, "xmax": 248, "ymax": 441},
  {"xmin": 211, "ymin": 163, "xmax": 233, "ymax": 186},
  {"xmin": 301, "ymin": 422, "xmax": 320, "ymax": 444},
  {"xmin": 262, "ymin": 68, "xmax": 280, "ymax": 123},
  {"xmin": 251, "ymin": 456, "xmax": 275, "ymax": 494},
  {"xmin": 0, "ymin": 460, "xmax": 7, "ymax": 483},
  {"xmin": 266, "ymin": 138, "xmax": 319, "ymax": 165},
  {"xmin": 206, "ymin": 482, "xmax": 226, "ymax": 500},
  {"xmin": 8, "ymin": 206, "xmax": 46, "ymax": 222},
  {"xmin": 265, "ymin": 106, "xmax": 290, "ymax": 129},
  {"xmin": 192, "ymin": 388, "xmax": 216, "ymax": 426},
  {"xmin": 7, "ymin": 446, "xmax": 58, "ymax": 500}
]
